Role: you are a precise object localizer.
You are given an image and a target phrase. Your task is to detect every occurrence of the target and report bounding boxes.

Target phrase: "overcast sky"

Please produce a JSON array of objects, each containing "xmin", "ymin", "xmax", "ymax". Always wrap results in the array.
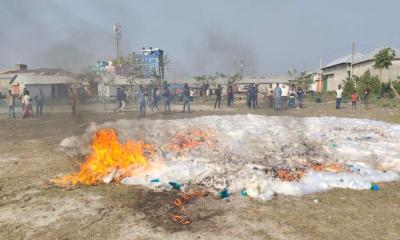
[{"xmin": 0, "ymin": 0, "xmax": 399, "ymax": 78}]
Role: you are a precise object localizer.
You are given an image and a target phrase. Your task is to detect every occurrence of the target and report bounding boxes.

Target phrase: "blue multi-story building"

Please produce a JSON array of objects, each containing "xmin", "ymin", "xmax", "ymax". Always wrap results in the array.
[{"xmin": 140, "ymin": 47, "xmax": 164, "ymax": 79}]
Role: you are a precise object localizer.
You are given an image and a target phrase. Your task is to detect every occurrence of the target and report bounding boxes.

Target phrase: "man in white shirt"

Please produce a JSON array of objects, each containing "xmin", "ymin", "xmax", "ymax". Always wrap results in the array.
[
  {"xmin": 336, "ymin": 85, "xmax": 343, "ymax": 109},
  {"xmin": 281, "ymin": 85, "xmax": 289, "ymax": 109}
]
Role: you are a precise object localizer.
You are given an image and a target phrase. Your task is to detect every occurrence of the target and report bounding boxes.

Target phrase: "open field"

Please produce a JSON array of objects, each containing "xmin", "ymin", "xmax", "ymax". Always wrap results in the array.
[{"xmin": 0, "ymin": 102, "xmax": 399, "ymax": 240}]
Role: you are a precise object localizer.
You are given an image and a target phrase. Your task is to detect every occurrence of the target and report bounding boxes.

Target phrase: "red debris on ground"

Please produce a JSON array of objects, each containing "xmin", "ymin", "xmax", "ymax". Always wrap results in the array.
[{"xmin": 170, "ymin": 190, "xmax": 208, "ymax": 225}]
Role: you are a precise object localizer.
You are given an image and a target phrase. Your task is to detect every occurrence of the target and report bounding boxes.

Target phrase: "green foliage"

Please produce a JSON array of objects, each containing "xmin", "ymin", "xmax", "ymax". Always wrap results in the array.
[
  {"xmin": 342, "ymin": 77, "xmax": 356, "ymax": 101},
  {"xmin": 374, "ymin": 47, "xmax": 396, "ymax": 71},
  {"xmin": 194, "ymin": 74, "xmax": 218, "ymax": 87},
  {"xmin": 354, "ymin": 70, "xmax": 381, "ymax": 95},
  {"xmin": 297, "ymin": 71, "xmax": 313, "ymax": 91}
]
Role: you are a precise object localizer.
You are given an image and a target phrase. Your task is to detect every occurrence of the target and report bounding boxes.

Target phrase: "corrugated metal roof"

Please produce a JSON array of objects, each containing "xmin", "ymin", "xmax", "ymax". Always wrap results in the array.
[
  {"xmin": 0, "ymin": 68, "xmax": 76, "ymax": 77},
  {"xmin": 323, "ymin": 53, "xmax": 364, "ymax": 69},
  {"xmin": 0, "ymin": 73, "xmax": 80, "ymax": 85},
  {"xmin": 354, "ymin": 47, "xmax": 400, "ymax": 65}
]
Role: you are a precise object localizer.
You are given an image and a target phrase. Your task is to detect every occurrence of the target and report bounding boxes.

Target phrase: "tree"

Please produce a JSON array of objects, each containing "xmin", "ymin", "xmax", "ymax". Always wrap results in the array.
[
  {"xmin": 373, "ymin": 47, "xmax": 399, "ymax": 99},
  {"xmin": 125, "ymin": 52, "xmax": 145, "ymax": 97},
  {"xmin": 288, "ymin": 69, "xmax": 298, "ymax": 85},
  {"xmin": 288, "ymin": 69, "xmax": 313, "ymax": 91},
  {"xmin": 297, "ymin": 71, "xmax": 313, "ymax": 91},
  {"xmin": 354, "ymin": 70, "xmax": 381, "ymax": 95}
]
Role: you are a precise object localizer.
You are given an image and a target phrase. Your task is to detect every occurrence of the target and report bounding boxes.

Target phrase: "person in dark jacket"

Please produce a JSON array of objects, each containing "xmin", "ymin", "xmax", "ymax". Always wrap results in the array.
[
  {"xmin": 114, "ymin": 88, "xmax": 123, "ymax": 112},
  {"xmin": 214, "ymin": 84, "xmax": 222, "ymax": 109},
  {"xmin": 227, "ymin": 83, "xmax": 234, "ymax": 107},
  {"xmin": 297, "ymin": 87, "xmax": 304, "ymax": 109},
  {"xmin": 247, "ymin": 83, "xmax": 256, "ymax": 109}
]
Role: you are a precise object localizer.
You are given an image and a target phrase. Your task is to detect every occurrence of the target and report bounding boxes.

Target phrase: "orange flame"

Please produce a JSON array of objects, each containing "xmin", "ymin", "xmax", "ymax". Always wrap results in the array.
[
  {"xmin": 169, "ymin": 190, "xmax": 208, "ymax": 225},
  {"xmin": 167, "ymin": 128, "xmax": 215, "ymax": 153},
  {"xmin": 53, "ymin": 128, "xmax": 154, "ymax": 186}
]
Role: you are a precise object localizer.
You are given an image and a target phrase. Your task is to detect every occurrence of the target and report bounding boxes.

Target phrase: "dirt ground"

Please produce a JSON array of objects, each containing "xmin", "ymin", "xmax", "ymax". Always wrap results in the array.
[{"xmin": 0, "ymin": 101, "xmax": 399, "ymax": 240}]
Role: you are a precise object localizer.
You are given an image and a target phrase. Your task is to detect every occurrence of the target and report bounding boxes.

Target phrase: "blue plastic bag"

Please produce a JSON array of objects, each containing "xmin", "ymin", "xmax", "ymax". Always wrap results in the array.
[
  {"xmin": 370, "ymin": 184, "xmax": 380, "ymax": 192},
  {"xmin": 219, "ymin": 188, "xmax": 230, "ymax": 199}
]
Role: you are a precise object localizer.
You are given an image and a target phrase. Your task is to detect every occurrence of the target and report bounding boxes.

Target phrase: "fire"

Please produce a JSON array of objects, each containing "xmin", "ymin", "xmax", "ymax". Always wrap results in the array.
[
  {"xmin": 53, "ymin": 128, "xmax": 154, "ymax": 186},
  {"xmin": 167, "ymin": 128, "xmax": 215, "ymax": 153},
  {"xmin": 170, "ymin": 190, "xmax": 208, "ymax": 225}
]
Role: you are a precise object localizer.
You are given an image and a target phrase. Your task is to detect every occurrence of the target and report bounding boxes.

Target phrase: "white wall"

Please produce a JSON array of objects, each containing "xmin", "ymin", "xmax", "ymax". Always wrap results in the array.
[
  {"xmin": 353, "ymin": 60, "xmax": 400, "ymax": 82},
  {"xmin": 322, "ymin": 64, "xmax": 350, "ymax": 91}
]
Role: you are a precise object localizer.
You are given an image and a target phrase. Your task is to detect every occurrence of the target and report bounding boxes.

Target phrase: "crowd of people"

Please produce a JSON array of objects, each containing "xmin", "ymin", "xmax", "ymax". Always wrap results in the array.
[
  {"xmin": 4, "ymin": 88, "xmax": 45, "ymax": 119},
  {"xmin": 335, "ymin": 84, "xmax": 370, "ymax": 110},
  {"xmin": 2, "ymin": 82, "xmax": 374, "ymax": 119}
]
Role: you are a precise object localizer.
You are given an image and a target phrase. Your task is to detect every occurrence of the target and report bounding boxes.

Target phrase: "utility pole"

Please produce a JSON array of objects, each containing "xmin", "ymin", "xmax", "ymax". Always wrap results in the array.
[
  {"xmin": 240, "ymin": 59, "xmax": 244, "ymax": 80},
  {"xmin": 350, "ymin": 42, "xmax": 355, "ymax": 81},
  {"xmin": 319, "ymin": 57, "xmax": 323, "ymax": 92}
]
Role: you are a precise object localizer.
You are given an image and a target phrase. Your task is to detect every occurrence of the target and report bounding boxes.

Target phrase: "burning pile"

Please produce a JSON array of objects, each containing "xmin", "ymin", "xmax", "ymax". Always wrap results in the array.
[
  {"xmin": 266, "ymin": 162, "xmax": 350, "ymax": 182},
  {"xmin": 53, "ymin": 128, "xmax": 154, "ymax": 186},
  {"xmin": 57, "ymin": 115, "xmax": 400, "ymax": 201},
  {"xmin": 166, "ymin": 128, "xmax": 216, "ymax": 153}
]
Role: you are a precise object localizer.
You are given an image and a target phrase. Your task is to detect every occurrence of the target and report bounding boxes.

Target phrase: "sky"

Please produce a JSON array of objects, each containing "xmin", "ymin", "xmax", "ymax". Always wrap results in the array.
[{"xmin": 0, "ymin": 0, "xmax": 399, "ymax": 79}]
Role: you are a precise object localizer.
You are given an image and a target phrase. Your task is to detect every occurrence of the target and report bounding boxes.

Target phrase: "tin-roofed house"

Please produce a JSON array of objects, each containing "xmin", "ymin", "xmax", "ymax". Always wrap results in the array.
[
  {"xmin": 353, "ymin": 47, "xmax": 400, "ymax": 82},
  {"xmin": 321, "ymin": 53, "xmax": 364, "ymax": 91},
  {"xmin": 0, "ymin": 64, "xmax": 80, "ymax": 99}
]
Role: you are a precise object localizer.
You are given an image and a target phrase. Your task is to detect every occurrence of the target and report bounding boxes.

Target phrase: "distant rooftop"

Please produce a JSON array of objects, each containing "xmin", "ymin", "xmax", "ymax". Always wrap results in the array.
[
  {"xmin": 323, "ymin": 53, "xmax": 364, "ymax": 69},
  {"xmin": 354, "ymin": 47, "xmax": 400, "ymax": 65},
  {"xmin": 1, "ymin": 67, "xmax": 76, "ymax": 77}
]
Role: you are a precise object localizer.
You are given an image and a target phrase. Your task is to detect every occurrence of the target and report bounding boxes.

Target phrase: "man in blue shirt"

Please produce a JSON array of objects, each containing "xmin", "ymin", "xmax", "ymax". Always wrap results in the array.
[{"xmin": 274, "ymin": 83, "xmax": 282, "ymax": 110}]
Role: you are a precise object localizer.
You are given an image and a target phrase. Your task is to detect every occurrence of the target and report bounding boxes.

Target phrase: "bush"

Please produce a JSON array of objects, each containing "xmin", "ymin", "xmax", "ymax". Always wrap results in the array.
[
  {"xmin": 342, "ymin": 78, "xmax": 356, "ymax": 102},
  {"xmin": 355, "ymin": 70, "xmax": 381, "ymax": 96}
]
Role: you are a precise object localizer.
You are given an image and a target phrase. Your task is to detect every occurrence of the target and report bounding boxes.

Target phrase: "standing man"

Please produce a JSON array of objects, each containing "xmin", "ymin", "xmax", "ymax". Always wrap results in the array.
[
  {"xmin": 162, "ymin": 85, "xmax": 171, "ymax": 113},
  {"xmin": 255, "ymin": 84, "xmax": 259, "ymax": 106},
  {"xmin": 35, "ymin": 89, "xmax": 44, "ymax": 116},
  {"xmin": 150, "ymin": 87, "xmax": 159, "ymax": 112},
  {"xmin": 114, "ymin": 88, "xmax": 122, "ymax": 112},
  {"xmin": 289, "ymin": 87, "xmax": 296, "ymax": 109},
  {"xmin": 336, "ymin": 84, "xmax": 343, "ymax": 109},
  {"xmin": 6, "ymin": 90, "xmax": 16, "ymax": 119},
  {"xmin": 68, "ymin": 88, "xmax": 77, "ymax": 116},
  {"xmin": 137, "ymin": 85, "xmax": 146, "ymax": 117},
  {"xmin": 297, "ymin": 87, "xmax": 304, "ymax": 109},
  {"xmin": 281, "ymin": 85, "xmax": 288, "ymax": 109},
  {"xmin": 120, "ymin": 87, "xmax": 127, "ymax": 113},
  {"xmin": 247, "ymin": 83, "xmax": 256, "ymax": 109},
  {"xmin": 274, "ymin": 83, "xmax": 282, "ymax": 110},
  {"xmin": 182, "ymin": 83, "xmax": 191, "ymax": 113},
  {"xmin": 214, "ymin": 84, "xmax": 222, "ymax": 109},
  {"xmin": 268, "ymin": 90, "xmax": 274, "ymax": 109},
  {"xmin": 227, "ymin": 83, "xmax": 234, "ymax": 107},
  {"xmin": 20, "ymin": 87, "xmax": 27, "ymax": 111}
]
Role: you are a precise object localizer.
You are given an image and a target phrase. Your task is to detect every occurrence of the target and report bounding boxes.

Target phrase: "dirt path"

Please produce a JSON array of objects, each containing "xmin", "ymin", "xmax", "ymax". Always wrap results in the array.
[{"xmin": 0, "ymin": 102, "xmax": 399, "ymax": 240}]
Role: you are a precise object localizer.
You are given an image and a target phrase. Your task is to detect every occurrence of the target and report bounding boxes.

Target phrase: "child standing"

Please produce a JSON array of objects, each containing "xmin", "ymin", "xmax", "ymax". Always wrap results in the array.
[
  {"xmin": 351, "ymin": 90, "xmax": 358, "ymax": 109},
  {"xmin": 289, "ymin": 88, "xmax": 296, "ymax": 109}
]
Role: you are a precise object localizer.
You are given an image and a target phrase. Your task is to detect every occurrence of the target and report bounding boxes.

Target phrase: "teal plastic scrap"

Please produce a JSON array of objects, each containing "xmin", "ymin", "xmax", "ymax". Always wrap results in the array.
[
  {"xmin": 240, "ymin": 190, "xmax": 247, "ymax": 197},
  {"xmin": 150, "ymin": 178, "xmax": 160, "ymax": 183},
  {"xmin": 219, "ymin": 188, "xmax": 230, "ymax": 199},
  {"xmin": 169, "ymin": 181, "xmax": 181, "ymax": 190}
]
